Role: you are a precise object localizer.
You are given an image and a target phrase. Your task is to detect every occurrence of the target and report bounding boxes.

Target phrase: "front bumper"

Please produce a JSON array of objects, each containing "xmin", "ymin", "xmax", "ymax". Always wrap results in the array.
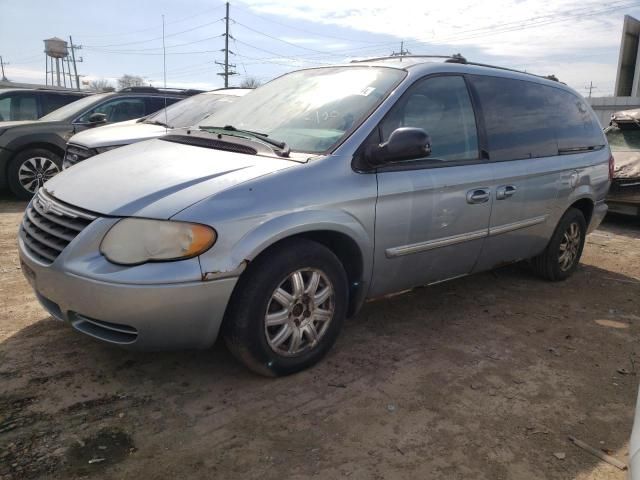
[{"xmin": 18, "ymin": 219, "xmax": 238, "ymax": 351}]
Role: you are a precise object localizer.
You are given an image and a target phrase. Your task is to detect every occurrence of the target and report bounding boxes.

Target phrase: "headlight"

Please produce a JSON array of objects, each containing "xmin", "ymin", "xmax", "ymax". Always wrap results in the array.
[
  {"xmin": 100, "ymin": 218, "xmax": 216, "ymax": 265},
  {"xmin": 95, "ymin": 145, "xmax": 121, "ymax": 154}
]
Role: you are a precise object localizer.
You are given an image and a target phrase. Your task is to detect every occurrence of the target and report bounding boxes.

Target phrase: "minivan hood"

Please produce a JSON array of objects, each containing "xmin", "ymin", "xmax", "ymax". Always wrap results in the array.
[
  {"xmin": 69, "ymin": 120, "xmax": 167, "ymax": 149},
  {"xmin": 45, "ymin": 138, "xmax": 298, "ymax": 218}
]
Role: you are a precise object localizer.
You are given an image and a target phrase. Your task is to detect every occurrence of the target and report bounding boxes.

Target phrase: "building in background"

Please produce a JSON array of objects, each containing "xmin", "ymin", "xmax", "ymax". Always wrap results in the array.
[{"xmin": 588, "ymin": 15, "xmax": 640, "ymax": 126}]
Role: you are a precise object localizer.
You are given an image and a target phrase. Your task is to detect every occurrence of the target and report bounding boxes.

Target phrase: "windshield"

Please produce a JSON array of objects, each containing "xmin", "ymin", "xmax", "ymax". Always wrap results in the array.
[
  {"xmin": 200, "ymin": 66, "xmax": 406, "ymax": 153},
  {"xmin": 147, "ymin": 93, "xmax": 239, "ymax": 128},
  {"xmin": 607, "ymin": 127, "xmax": 640, "ymax": 152},
  {"xmin": 39, "ymin": 93, "xmax": 109, "ymax": 121}
]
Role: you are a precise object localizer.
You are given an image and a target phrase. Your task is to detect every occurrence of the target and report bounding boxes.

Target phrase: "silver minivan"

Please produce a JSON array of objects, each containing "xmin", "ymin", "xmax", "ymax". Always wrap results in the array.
[{"xmin": 18, "ymin": 56, "xmax": 611, "ymax": 376}]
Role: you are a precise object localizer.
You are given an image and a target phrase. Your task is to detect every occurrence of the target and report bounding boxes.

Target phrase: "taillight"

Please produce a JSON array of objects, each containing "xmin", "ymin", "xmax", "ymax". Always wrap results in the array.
[{"xmin": 608, "ymin": 154, "xmax": 615, "ymax": 181}]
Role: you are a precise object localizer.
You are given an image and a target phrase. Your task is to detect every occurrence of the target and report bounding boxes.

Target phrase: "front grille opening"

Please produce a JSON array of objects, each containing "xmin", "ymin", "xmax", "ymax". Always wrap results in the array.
[
  {"xmin": 20, "ymin": 190, "xmax": 95, "ymax": 265},
  {"xmin": 70, "ymin": 313, "xmax": 138, "ymax": 345},
  {"xmin": 161, "ymin": 134, "xmax": 258, "ymax": 155}
]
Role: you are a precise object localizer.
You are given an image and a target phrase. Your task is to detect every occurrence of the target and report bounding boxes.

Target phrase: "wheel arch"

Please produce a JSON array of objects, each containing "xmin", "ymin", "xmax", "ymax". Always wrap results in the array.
[
  {"xmin": 568, "ymin": 197, "xmax": 594, "ymax": 226},
  {"xmin": 220, "ymin": 214, "xmax": 373, "ymax": 318},
  {"xmin": 5, "ymin": 141, "xmax": 65, "ymax": 176}
]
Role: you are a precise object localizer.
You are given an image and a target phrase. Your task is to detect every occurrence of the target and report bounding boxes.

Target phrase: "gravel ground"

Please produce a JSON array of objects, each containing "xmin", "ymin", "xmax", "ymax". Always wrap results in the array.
[{"xmin": 1, "ymin": 195, "xmax": 639, "ymax": 480}]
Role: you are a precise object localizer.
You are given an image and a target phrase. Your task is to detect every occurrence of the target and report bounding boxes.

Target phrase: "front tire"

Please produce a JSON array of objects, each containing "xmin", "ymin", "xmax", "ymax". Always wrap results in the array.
[
  {"xmin": 8, "ymin": 148, "xmax": 62, "ymax": 200},
  {"xmin": 531, "ymin": 208, "xmax": 587, "ymax": 281},
  {"xmin": 223, "ymin": 238, "xmax": 348, "ymax": 376}
]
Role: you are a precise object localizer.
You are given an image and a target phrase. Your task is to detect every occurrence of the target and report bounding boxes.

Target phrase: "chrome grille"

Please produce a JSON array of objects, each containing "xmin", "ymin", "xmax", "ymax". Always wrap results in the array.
[
  {"xmin": 63, "ymin": 143, "xmax": 96, "ymax": 169},
  {"xmin": 20, "ymin": 189, "xmax": 96, "ymax": 265}
]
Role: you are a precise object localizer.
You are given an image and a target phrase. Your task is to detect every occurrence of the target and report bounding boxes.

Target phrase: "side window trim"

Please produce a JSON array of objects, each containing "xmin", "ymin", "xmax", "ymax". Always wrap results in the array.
[{"xmin": 462, "ymin": 74, "xmax": 490, "ymax": 160}]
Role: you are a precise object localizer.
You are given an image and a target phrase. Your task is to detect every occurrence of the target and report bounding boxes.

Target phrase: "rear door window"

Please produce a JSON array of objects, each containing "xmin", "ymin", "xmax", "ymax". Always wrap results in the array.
[
  {"xmin": 42, "ymin": 93, "xmax": 82, "ymax": 115},
  {"xmin": 144, "ymin": 96, "xmax": 181, "ymax": 116},
  {"xmin": 379, "ymin": 75, "xmax": 479, "ymax": 162},
  {"xmin": 469, "ymin": 75, "xmax": 557, "ymax": 161}
]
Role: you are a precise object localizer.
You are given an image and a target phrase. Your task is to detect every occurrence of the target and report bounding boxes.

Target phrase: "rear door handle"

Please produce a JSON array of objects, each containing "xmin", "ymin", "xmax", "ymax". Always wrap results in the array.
[
  {"xmin": 466, "ymin": 188, "xmax": 491, "ymax": 204},
  {"xmin": 496, "ymin": 185, "xmax": 517, "ymax": 200}
]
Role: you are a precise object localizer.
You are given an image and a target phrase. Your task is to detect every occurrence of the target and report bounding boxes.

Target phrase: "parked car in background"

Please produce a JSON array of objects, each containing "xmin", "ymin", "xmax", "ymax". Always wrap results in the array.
[
  {"xmin": 63, "ymin": 88, "xmax": 251, "ymax": 169},
  {"xmin": 0, "ymin": 87, "xmax": 201, "ymax": 199},
  {"xmin": 605, "ymin": 108, "xmax": 640, "ymax": 217},
  {"xmin": 0, "ymin": 87, "xmax": 90, "ymax": 121},
  {"xmin": 18, "ymin": 56, "xmax": 610, "ymax": 376}
]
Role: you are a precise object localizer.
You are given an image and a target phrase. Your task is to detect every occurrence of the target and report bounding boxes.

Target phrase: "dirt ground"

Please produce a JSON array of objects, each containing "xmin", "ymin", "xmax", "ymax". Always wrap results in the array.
[{"xmin": 1, "ymin": 195, "xmax": 639, "ymax": 480}]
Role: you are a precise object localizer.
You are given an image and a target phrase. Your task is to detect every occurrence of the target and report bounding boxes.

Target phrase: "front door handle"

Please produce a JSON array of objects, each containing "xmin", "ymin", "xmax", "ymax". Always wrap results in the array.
[
  {"xmin": 496, "ymin": 185, "xmax": 517, "ymax": 200},
  {"xmin": 466, "ymin": 188, "xmax": 491, "ymax": 204}
]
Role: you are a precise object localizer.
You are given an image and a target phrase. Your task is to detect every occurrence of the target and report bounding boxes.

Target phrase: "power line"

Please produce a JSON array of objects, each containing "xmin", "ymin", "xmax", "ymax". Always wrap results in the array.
[
  {"xmin": 232, "ymin": 4, "xmax": 384, "ymax": 44},
  {"xmin": 83, "ymin": 18, "xmax": 224, "ymax": 48},
  {"xmin": 75, "ymin": 4, "xmax": 226, "ymax": 38},
  {"xmin": 232, "ymin": 20, "xmax": 331, "ymax": 54},
  {"xmin": 408, "ymin": 0, "xmax": 638, "ymax": 47}
]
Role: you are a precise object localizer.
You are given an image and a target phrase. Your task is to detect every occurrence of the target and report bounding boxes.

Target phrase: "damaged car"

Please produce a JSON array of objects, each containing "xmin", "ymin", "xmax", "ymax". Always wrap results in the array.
[
  {"xmin": 605, "ymin": 108, "xmax": 640, "ymax": 217},
  {"xmin": 18, "ymin": 57, "xmax": 610, "ymax": 376}
]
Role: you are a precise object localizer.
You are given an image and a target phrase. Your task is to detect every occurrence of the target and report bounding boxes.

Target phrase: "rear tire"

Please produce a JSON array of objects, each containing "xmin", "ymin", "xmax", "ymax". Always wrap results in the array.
[
  {"xmin": 531, "ymin": 208, "xmax": 587, "ymax": 281},
  {"xmin": 223, "ymin": 238, "xmax": 349, "ymax": 377},
  {"xmin": 8, "ymin": 148, "xmax": 62, "ymax": 200}
]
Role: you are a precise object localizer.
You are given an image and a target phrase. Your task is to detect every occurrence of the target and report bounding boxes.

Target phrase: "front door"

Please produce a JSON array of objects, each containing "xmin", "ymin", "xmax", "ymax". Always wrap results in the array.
[{"xmin": 370, "ymin": 75, "xmax": 493, "ymax": 297}]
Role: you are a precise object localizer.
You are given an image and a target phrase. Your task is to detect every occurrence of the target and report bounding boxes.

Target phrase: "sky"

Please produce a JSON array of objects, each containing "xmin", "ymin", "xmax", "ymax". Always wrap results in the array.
[{"xmin": 1, "ymin": 0, "xmax": 639, "ymax": 97}]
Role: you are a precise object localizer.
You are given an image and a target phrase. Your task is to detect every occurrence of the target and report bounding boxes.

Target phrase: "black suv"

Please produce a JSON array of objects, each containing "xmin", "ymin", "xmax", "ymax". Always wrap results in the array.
[
  {"xmin": 0, "ymin": 87, "xmax": 91, "ymax": 122},
  {"xmin": 0, "ymin": 87, "xmax": 202, "ymax": 198}
]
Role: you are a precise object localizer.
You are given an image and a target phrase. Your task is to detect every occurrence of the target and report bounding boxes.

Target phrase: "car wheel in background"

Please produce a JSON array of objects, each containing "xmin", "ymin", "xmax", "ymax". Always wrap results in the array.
[
  {"xmin": 223, "ymin": 238, "xmax": 349, "ymax": 376},
  {"xmin": 8, "ymin": 148, "xmax": 62, "ymax": 200},
  {"xmin": 531, "ymin": 207, "xmax": 587, "ymax": 281}
]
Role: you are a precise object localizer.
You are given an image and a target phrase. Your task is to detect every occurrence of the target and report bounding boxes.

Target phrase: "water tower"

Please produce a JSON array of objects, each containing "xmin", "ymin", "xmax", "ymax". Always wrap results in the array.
[{"xmin": 44, "ymin": 37, "xmax": 73, "ymax": 88}]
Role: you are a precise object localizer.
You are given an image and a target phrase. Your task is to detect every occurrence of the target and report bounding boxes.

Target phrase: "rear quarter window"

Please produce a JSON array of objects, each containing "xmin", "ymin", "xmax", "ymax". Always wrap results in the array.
[{"xmin": 547, "ymin": 88, "xmax": 604, "ymax": 151}]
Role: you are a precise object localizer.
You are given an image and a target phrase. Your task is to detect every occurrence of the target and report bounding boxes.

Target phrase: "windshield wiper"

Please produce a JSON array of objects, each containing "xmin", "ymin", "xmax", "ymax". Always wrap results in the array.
[
  {"xmin": 204, "ymin": 125, "xmax": 290, "ymax": 157},
  {"xmin": 144, "ymin": 119, "xmax": 172, "ymax": 128}
]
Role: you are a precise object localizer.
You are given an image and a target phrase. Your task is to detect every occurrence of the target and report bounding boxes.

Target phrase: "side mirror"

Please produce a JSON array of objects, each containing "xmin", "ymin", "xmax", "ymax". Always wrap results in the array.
[
  {"xmin": 88, "ymin": 112, "xmax": 107, "ymax": 125},
  {"xmin": 367, "ymin": 127, "xmax": 431, "ymax": 166}
]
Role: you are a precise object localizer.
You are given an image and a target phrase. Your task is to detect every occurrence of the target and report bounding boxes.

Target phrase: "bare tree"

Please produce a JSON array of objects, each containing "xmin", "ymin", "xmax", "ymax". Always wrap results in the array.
[
  {"xmin": 117, "ymin": 74, "xmax": 146, "ymax": 90},
  {"xmin": 239, "ymin": 77, "xmax": 261, "ymax": 88},
  {"xmin": 88, "ymin": 78, "xmax": 115, "ymax": 92}
]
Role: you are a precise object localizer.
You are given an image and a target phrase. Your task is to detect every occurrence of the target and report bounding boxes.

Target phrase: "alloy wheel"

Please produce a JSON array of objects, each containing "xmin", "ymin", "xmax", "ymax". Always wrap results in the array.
[
  {"xmin": 264, "ymin": 268, "xmax": 335, "ymax": 356},
  {"xmin": 18, "ymin": 157, "xmax": 60, "ymax": 193},
  {"xmin": 558, "ymin": 221, "xmax": 581, "ymax": 272}
]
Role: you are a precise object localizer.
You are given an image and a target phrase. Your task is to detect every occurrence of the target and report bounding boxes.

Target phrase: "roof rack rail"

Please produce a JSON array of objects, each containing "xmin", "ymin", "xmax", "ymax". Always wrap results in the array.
[
  {"xmin": 119, "ymin": 86, "xmax": 204, "ymax": 95},
  {"xmin": 351, "ymin": 54, "xmax": 464, "ymax": 64},
  {"xmin": 350, "ymin": 53, "xmax": 561, "ymax": 83},
  {"xmin": 457, "ymin": 60, "xmax": 562, "ymax": 82}
]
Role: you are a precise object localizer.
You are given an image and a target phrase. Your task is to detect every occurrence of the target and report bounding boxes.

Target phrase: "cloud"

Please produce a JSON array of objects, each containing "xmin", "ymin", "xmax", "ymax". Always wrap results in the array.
[
  {"xmin": 240, "ymin": 0, "xmax": 628, "ymax": 54},
  {"xmin": 235, "ymin": 0, "xmax": 636, "ymax": 94}
]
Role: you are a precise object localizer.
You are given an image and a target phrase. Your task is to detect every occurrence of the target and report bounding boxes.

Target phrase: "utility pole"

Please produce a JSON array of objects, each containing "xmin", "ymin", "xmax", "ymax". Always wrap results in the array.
[
  {"xmin": 69, "ymin": 36, "xmax": 82, "ymax": 89},
  {"xmin": 0, "ymin": 56, "xmax": 8, "ymax": 81},
  {"xmin": 391, "ymin": 41, "xmax": 411, "ymax": 58},
  {"xmin": 587, "ymin": 81, "xmax": 594, "ymax": 98},
  {"xmin": 216, "ymin": 2, "xmax": 236, "ymax": 87}
]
